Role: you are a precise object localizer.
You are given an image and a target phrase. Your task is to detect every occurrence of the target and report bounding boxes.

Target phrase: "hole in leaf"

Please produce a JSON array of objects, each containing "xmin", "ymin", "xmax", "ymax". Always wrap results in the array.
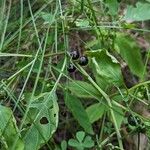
[
  {"xmin": 54, "ymin": 114, "xmax": 56, "ymax": 117},
  {"xmin": 40, "ymin": 117, "xmax": 49, "ymax": 124}
]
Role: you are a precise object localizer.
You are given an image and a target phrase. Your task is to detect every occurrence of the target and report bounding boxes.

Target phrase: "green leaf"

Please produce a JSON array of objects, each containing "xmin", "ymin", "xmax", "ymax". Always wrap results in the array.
[
  {"xmin": 86, "ymin": 103, "xmax": 106, "ymax": 123},
  {"xmin": 76, "ymin": 131, "xmax": 85, "ymax": 142},
  {"xmin": 83, "ymin": 136, "xmax": 94, "ymax": 148},
  {"xmin": 75, "ymin": 19, "xmax": 89, "ymax": 27},
  {"xmin": 67, "ymin": 81, "xmax": 100, "ymax": 98},
  {"xmin": 65, "ymin": 94, "xmax": 93, "ymax": 134},
  {"xmin": 68, "ymin": 131, "xmax": 94, "ymax": 150},
  {"xmin": 87, "ymin": 49, "xmax": 123, "ymax": 88},
  {"xmin": 0, "ymin": 105, "xmax": 24, "ymax": 150},
  {"xmin": 40, "ymin": 12, "xmax": 55, "ymax": 24},
  {"xmin": 23, "ymin": 91, "xmax": 59, "ymax": 150},
  {"xmin": 112, "ymin": 95, "xmax": 124, "ymax": 128},
  {"xmin": 68, "ymin": 139, "xmax": 80, "ymax": 147},
  {"xmin": 124, "ymin": 2, "xmax": 150, "ymax": 21},
  {"xmin": 115, "ymin": 34, "xmax": 144, "ymax": 78},
  {"xmin": 107, "ymin": 94, "xmax": 124, "ymax": 128},
  {"xmin": 61, "ymin": 140, "xmax": 67, "ymax": 150},
  {"xmin": 85, "ymin": 39, "xmax": 101, "ymax": 50},
  {"xmin": 104, "ymin": 0, "xmax": 119, "ymax": 16},
  {"xmin": 112, "ymin": 105, "xmax": 124, "ymax": 128}
]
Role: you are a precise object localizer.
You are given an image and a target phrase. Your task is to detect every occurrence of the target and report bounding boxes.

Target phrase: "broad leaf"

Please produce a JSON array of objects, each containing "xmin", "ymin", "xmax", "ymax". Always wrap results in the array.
[
  {"xmin": 87, "ymin": 49, "xmax": 123, "ymax": 88},
  {"xmin": 86, "ymin": 103, "xmax": 106, "ymax": 123},
  {"xmin": 68, "ymin": 139, "xmax": 80, "ymax": 147},
  {"xmin": 67, "ymin": 81, "xmax": 100, "ymax": 98},
  {"xmin": 85, "ymin": 39, "xmax": 101, "ymax": 50},
  {"xmin": 23, "ymin": 91, "xmax": 59, "ymax": 150},
  {"xmin": 83, "ymin": 136, "xmax": 94, "ymax": 148},
  {"xmin": 40, "ymin": 12, "xmax": 55, "ymax": 24},
  {"xmin": 124, "ymin": 2, "xmax": 150, "ymax": 21},
  {"xmin": 104, "ymin": 0, "xmax": 119, "ymax": 16},
  {"xmin": 65, "ymin": 94, "xmax": 93, "ymax": 134},
  {"xmin": 76, "ymin": 131, "xmax": 85, "ymax": 142},
  {"xmin": 115, "ymin": 34, "xmax": 144, "ymax": 78},
  {"xmin": 0, "ymin": 105, "xmax": 24, "ymax": 150},
  {"xmin": 61, "ymin": 140, "xmax": 67, "ymax": 150}
]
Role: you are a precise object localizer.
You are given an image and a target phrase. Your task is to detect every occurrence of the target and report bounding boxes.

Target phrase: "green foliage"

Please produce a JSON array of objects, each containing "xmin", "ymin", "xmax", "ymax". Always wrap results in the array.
[
  {"xmin": 111, "ymin": 95, "xmax": 125, "ymax": 128},
  {"xmin": 86, "ymin": 103, "xmax": 107, "ymax": 123},
  {"xmin": 104, "ymin": 0, "xmax": 119, "ymax": 16},
  {"xmin": 124, "ymin": 2, "xmax": 150, "ymax": 21},
  {"xmin": 22, "ymin": 91, "xmax": 59, "ymax": 150},
  {"xmin": 75, "ymin": 19, "xmax": 90, "ymax": 28},
  {"xmin": 110, "ymin": 105, "xmax": 124, "ymax": 128},
  {"xmin": 67, "ymin": 80, "xmax": 100, "ymax": 98},
  {"xmin": 87, "ymin": 49, "xmax": 123, "ymax": 88},
  {"xmin": 115, "ymin": 34, "xmax": 145, "ymax": 78},
  {"xmin": 68, "ymin": 131, "xmax": 94, "ymax": 150},
  {"xmin": 145, "ymin": 121, "xmax": 150, "ymax": 138},
  {"xmin": 40, "ymin": 12, "xmax": 55, "ymax": 24},
  {"xmin": 0, "ymin": 0, "xmax": 150, "ymax": 149},
  {"xmin": 60, "ymin": 140, "xmax": 67, "ymax": 150},
  {"xmin": 65, "ymin": 94, "xmax": 93, "ymax": 134},
  {"xmin": 0, "ymin": 105, "xmax": 24, "ymax": 150}
]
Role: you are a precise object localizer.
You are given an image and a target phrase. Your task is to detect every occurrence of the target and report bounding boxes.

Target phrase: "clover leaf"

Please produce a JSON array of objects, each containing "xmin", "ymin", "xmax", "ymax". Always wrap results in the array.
[{"xmin": 68, "ymin": 131, "xmax": 94, "ymax": 150}]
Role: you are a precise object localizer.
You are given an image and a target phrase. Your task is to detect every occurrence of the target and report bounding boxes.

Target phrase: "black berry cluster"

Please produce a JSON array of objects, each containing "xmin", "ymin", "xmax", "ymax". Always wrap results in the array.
[{"xmin": 67, "ymin": 50, "xmax": 88, "ymax": 73}]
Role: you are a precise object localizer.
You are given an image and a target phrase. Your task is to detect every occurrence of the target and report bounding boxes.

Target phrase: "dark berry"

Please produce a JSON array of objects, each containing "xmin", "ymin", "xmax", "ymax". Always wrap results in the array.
[
  {"xmin": 67, "ymin": 63, "xmax": 76, "ymax": 73},
  {"xmin": 70, "ymin": 50, "xmax": 79, "ymax": 60},
  {"xmin": 79, "ymin": 56, "xmax": 88, "ymax": 66},
  {"xmin": 128, "ymin": 115, "xmax": 141, "ymax": 126}
]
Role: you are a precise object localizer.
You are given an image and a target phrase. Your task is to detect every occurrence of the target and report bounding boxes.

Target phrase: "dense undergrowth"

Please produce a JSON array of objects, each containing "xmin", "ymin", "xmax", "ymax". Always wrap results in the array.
[{"xmin": 0, "ymin": 0, "xmax": 150, "ymax": 150}]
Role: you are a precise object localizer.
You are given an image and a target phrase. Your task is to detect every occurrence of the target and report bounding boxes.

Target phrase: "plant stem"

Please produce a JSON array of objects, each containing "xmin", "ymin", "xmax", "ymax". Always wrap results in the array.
[{"xmin": 78, "ymin": 65, "xmax": 124, "ymax": 150}]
